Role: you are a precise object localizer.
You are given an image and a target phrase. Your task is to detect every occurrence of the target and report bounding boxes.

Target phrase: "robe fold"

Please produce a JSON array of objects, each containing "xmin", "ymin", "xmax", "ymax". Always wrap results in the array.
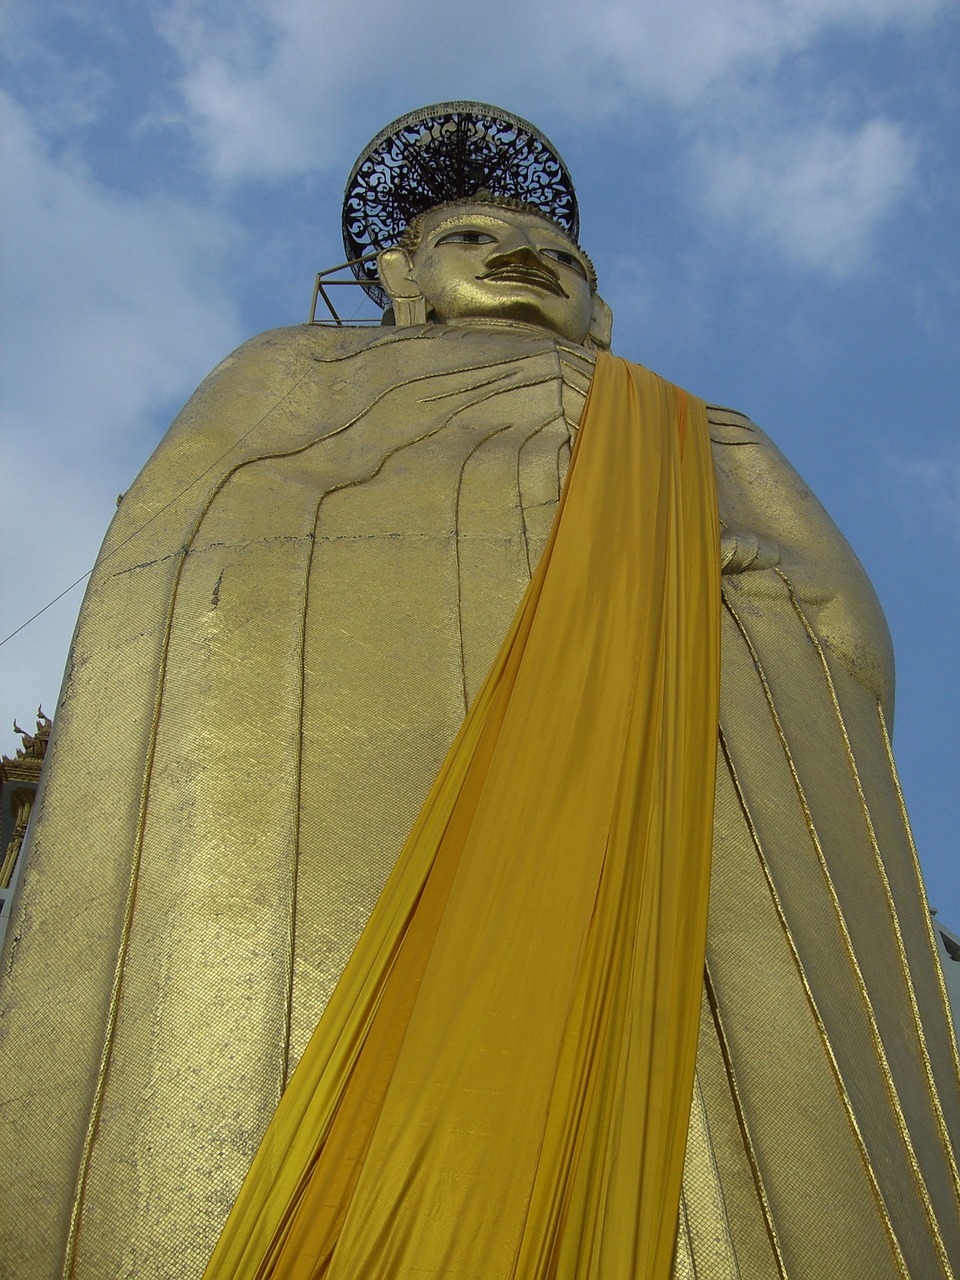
[
  {"xmin": 203, "ymin": 353, "xmax": 721, "ymax": 1280},
  {"xmin": 0, "ymin": 323, "xmax": 957, "ymax": 1279}
]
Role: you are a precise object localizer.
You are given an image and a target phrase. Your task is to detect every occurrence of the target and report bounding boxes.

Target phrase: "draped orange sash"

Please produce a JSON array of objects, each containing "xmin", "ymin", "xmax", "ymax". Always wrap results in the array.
[{"xmin": 204, "ymin": 353, "xmax": 721, "ymax": 1280}]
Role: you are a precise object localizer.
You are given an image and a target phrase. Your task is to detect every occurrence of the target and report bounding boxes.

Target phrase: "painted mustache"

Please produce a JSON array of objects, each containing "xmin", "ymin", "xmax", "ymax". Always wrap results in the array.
[{"xmin": 476, "ymin": 263, "xmax": 568, "ymax": 298}]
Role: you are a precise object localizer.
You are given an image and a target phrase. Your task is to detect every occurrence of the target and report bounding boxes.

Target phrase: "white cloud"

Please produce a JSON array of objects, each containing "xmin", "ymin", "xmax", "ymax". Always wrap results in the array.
[
  {"xmin": 1, "ymin": 0, "xmax": 950, "ymax": 732},
  {"xmin": 2, "ymin": 1, "xmax": 117, "ymax": 133},
  {"xmin": 893, "ymin": 453, "xmax": 960, "ymax": 543},
  {"xmin": 695, "ymin": 117, "xmax": 916, "ymax": 274},
  {"xmin": 0, "ymin": 95, "xmax": 243, "ymax": 453},
  {"xmin": 0, "ymin": 92, "xmax": 244, "ymax": 731},
  {"xmin": 142, "ymin": 0, "xmax": 939, "ymax": 278},
  {"xmin": 152, "ymin": 0, "xmax": 374, "ymax": 179},
  {"xmin": 148, "ymin": 0, "xmax": 948, "ymax": 181}
]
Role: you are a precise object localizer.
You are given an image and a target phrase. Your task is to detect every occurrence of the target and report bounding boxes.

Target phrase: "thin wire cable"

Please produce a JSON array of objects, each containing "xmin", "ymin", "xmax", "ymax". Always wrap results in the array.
[
  {"xmin": 0, "ymin": 574, "xmax": 94, "ymax": 648},
  {"xmin": 3, "ymin": 255, "xmax": 392, "ymax": 652},
  {"xmin": 0, "ymin": 376, "xmax": 309, "ymax": 650}
]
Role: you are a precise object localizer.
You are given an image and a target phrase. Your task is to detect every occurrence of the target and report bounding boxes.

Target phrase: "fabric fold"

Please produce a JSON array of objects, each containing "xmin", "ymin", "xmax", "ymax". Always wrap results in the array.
[{"xmin": 203, "ymin": 353, "xmax": 721, "ymax": 1280}]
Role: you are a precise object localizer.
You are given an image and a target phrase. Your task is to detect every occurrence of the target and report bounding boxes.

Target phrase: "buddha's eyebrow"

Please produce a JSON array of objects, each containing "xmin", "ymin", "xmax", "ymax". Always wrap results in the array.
[
  {"xmin": 429, "ymin": 218, "xmax": 503, "ymax": 235},
  {"xmin": 426, "ymin": 218, "xmax": 583, "ymax": 257}
]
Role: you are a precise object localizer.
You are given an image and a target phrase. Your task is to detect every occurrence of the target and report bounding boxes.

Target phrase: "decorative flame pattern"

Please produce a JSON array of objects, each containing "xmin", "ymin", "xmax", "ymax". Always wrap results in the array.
[{"xmin": 342, "ymin": 101, "xmax": 579, "ymax": 307}]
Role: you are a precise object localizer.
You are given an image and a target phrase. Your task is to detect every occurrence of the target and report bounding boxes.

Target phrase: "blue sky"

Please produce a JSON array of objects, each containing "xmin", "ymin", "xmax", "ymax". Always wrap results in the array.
[{"xmin": 1, "ymin": 0, "xmax": 958, "ymax": 917}]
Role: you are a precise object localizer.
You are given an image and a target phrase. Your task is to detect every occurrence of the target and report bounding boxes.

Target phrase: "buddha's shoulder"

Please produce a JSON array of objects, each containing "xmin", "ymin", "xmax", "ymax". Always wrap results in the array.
[
  {"xmin": 205, "ymin": 324, "xmax": 393, "ymax": 375},
  {"xmin": 204, "ymin": 323, "xmax": 578, "ymax": 385},
  {"xmin": 705, "ymin": 403, "xmax": 763, "ymax": 446},
  {"xmin": 609, "ymin": 360, "xmax": 765, "ymax": 447}
]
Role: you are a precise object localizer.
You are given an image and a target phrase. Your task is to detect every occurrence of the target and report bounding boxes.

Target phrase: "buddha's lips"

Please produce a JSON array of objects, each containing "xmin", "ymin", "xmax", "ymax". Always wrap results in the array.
[{"xmin": 477, "ymin": 266, "xmax": 568, "ymax": 297}]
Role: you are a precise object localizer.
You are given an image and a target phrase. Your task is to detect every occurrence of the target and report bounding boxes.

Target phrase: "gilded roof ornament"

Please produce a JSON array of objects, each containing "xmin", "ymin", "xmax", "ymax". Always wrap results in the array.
[
  {"xmin": 3, "ymin": 707, "xmax": 51, "ymax": 779},
  {"xmin": 1, "ymin": 708, "xmax": 50, "ymax": 890},
  {"xmin": 342, "ymin": 101, "xmax": 580, "ymax": 307}
]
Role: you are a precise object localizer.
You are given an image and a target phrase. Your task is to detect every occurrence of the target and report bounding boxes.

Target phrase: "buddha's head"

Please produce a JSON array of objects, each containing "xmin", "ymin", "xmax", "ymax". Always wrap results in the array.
[{"xmin": 378, "ymin": 198, "xmax": 612, "ymax": 348}]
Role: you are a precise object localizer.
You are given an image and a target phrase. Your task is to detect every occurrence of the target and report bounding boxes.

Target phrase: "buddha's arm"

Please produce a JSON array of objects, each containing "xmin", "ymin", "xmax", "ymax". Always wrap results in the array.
[{"xmin": 709, "ymin": 408, "xmax": 895, "ymax": 716}]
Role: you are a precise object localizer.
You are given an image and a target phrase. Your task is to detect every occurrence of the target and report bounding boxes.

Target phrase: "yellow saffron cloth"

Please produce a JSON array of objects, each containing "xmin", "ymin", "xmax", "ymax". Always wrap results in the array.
[{"xmin": 203, "ymin": 353, "xmax": 721, "ymax": 1280}]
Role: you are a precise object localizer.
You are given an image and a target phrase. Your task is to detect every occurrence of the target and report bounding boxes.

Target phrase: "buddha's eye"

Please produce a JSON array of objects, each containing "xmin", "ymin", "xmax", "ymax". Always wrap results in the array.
[
  {"xmin": 541, "ymin": 247, "xmax": 589, "ymax": 280},
  {"xmin": 435, "ymin": 230, "xmax": 497, "ymax": 245}
]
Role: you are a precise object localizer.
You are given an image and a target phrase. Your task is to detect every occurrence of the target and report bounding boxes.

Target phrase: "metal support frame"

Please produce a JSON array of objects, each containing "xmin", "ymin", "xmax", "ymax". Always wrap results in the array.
[{"xmin": 308, "ymin": 251, "xmax": 382, "ymax": 325}]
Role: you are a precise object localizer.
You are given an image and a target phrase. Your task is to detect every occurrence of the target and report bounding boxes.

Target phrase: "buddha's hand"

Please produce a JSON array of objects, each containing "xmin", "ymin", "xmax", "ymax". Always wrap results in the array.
[{"xmin": 720, "ymin": 524, "xmax": 782, "ymax": 574}]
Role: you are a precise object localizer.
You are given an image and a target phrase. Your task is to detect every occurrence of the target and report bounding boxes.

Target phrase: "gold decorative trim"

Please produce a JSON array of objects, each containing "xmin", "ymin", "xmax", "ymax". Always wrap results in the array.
[
  {"xmin": 721, "ymin": 597, "xmax": 915, "ymax": 1277},
  {"xmin": 877, "ymin": 703, "xmax": 960, "ymax": 1094},
  {"xmin": 702, "ymin": 944, "xmax": 791, "ymax": 1280},
  {"xmin": 776, "ymin": 569, "xmax": 960, "ymax": 1223}
]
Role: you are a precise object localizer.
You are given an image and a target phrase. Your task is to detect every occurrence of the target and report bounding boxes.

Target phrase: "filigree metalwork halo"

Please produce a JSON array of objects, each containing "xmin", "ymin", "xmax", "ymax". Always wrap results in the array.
[{"xmin": 343, "ymin": 101, "xmax": 580, "ymax": 307}]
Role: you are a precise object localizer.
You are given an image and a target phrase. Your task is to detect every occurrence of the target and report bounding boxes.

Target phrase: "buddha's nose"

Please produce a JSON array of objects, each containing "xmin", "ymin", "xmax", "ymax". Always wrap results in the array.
[
  {"xmin": 483, "ymin": 224, "xmax": 545, "ymax": 258},
  {"xmin": 484, "ymin": 228, "xmax": 544, "ymax": 265}
]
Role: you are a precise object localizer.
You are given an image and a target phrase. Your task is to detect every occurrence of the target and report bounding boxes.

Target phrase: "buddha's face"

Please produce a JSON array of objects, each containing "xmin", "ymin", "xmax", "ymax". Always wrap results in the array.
[{"xmin": 390, "ymin": 204, "xmax": 596, "ymax": 343}]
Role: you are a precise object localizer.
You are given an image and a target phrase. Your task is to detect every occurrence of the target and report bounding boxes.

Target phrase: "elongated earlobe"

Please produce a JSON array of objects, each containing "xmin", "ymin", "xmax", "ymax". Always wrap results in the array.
[
  {"xmin": 378, "ymin": 247, "xmax": 428, "ymax": 326},
  {"xmin": 586, "ymin": 294, "xmax": 613, "ymax": 351}
]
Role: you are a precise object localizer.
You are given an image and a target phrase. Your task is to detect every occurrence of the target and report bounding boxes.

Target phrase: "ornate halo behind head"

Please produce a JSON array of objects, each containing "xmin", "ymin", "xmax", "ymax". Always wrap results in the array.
[{"xmin": 343, "ymin": 101, "xmax": 580, "ymax": 308}]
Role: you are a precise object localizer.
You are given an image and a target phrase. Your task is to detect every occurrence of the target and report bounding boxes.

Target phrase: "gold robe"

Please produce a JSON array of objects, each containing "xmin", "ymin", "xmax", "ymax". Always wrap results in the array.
[{"xmin": 1, "ymin": 322, "xmax": 957, "ymax": 1278}]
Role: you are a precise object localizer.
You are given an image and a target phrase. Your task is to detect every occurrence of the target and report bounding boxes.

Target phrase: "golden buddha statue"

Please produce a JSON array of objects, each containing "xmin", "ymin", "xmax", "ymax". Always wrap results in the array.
[{"xmin": 1, "ymin": 103, "xmax": 957, "ymax": 1280}]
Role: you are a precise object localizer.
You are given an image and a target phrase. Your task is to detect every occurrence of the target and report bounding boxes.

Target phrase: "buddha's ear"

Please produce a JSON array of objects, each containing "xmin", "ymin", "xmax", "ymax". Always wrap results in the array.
[
  {"xmin": 377, "ymin": 247, "xmax": 428, "ymax": 326},
  {"xmin": 586, "ymin": 293, "xmax": 613, "ymax": 352}
]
